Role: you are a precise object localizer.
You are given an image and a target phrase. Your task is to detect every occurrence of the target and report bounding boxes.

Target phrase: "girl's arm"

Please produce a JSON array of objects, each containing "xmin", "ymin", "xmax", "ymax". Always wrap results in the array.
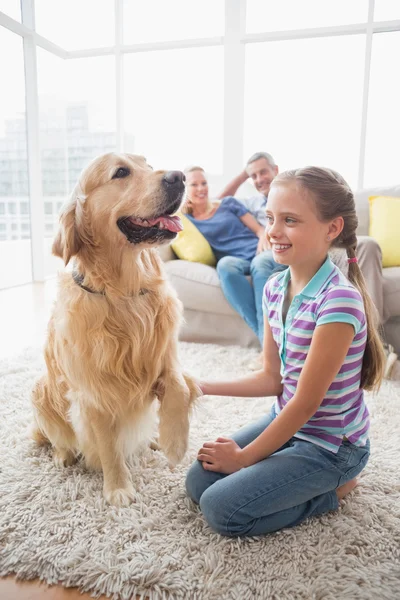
[
  {"xmin": 198, "ymin": 322, "xmax": 354, "ymax": 473},
  {"xmin": 240, "ymin": 322, "xmax": 355, "ymax": 466},
  {"xmin": 199, "ymin": 317, "xmax": 283, "ymax": 398}
]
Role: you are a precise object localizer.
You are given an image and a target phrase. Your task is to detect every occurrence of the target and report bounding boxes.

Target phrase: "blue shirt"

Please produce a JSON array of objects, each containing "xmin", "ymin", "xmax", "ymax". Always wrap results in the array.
[{"xmin": 186, "ymin": 197, "xmax": 258, "ymax": 262}]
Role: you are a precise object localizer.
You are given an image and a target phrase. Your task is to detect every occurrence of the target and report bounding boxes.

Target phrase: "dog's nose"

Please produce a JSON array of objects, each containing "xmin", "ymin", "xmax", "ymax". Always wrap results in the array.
[{"xmin": 163, "ymin": 171, "xmax": 186, "ymax": 185}]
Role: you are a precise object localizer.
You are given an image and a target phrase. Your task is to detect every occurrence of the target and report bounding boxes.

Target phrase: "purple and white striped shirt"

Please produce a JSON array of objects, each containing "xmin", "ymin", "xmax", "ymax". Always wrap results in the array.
[{"xmin": 263, "ymin": 257, "xmax": 369, "ymax": 453}]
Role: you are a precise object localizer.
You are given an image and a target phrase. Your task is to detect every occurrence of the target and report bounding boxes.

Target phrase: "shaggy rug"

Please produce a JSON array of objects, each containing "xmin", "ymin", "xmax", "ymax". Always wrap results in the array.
[{"xmin": 0, "ymin": 342, "xmax": 399, "ymax": 600}]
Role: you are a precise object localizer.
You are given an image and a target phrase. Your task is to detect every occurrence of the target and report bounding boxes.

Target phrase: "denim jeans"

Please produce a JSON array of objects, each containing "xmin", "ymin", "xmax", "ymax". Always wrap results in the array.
[
  {"xmin": 216, "ymin": 251, "xmax": 286, "ymax": 344},
  {"xmin": 185, "ymin": 406, "xmax": 370, "ymax": 537}
]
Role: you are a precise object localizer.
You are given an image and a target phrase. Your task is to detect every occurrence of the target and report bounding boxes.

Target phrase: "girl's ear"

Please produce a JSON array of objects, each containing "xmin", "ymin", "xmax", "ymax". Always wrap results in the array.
[
  {"xmin": 52, "ymin": 195, "xmax": 81, "ymax": 265},
  {"xmin": 327, "ymin": 216, "xmax": 344, "ymax": 242}
]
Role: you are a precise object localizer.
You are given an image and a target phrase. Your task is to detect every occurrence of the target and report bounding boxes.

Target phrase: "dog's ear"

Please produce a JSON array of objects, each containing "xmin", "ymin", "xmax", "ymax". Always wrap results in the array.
[{"xmin": 52, "ymin": 196, "xmax": 82, "ymax": 265}]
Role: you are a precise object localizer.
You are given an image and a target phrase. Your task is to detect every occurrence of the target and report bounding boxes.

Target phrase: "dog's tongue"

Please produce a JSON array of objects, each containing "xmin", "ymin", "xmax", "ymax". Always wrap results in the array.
[{"xmin": 152, "ymin": 215, "xmax": 183, "ymax": 232}]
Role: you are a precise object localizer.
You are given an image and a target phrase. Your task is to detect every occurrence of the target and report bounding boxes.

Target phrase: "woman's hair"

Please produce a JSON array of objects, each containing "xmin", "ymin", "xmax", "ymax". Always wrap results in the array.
[
  {"xmin": 182, "ymin": 166, "xmax": 211, "ymax": 216},
  {"xmin": 271, "ymin": 166, "xmax": 385, "ymax": 391}
]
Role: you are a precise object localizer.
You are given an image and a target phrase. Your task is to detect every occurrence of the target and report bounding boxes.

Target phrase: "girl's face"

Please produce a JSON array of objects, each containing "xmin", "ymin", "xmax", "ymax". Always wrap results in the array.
[
  {"xmin": 265, "ymin": 183, "xmax": 333, "ymax": 268},
  {"xmin": 185, "ymin": 170, "xmax": 209, "ymax": 205}
]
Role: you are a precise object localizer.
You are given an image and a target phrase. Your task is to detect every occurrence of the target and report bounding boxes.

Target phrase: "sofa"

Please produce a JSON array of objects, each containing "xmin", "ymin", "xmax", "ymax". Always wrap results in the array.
[{"xmin": 161, "ymin": 184, "xmax": 400, "ymax": 353}]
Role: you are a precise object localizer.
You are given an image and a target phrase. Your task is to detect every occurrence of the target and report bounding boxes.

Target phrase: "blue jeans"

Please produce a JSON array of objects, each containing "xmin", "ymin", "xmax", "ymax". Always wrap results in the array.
[
  {"xmin": 216, "ymin": 251, "xmax": 285, "ymax": 344},
  {"xmin": 186, "ymin": 406, "xmax": 370, "ymax": 537}
]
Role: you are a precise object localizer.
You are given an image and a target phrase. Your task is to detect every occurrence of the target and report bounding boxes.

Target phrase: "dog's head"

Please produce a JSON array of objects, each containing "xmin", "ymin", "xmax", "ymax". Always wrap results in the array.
[{"xmin": 53, "ymin": 153, "xmax": 185, "ymax": 265}]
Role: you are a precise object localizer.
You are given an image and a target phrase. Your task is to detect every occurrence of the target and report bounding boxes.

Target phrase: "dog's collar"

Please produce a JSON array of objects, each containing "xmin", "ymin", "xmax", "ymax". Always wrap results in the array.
[{"xmin": 72, "ymin": 271, "xmax": 149, "ymax": 297}]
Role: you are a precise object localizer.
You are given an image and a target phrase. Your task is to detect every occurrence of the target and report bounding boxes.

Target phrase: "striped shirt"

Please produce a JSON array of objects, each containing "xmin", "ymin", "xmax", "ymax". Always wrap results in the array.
[{"xmin": 262, "ymin": 256, "xmax": 369, "ymax": 453}]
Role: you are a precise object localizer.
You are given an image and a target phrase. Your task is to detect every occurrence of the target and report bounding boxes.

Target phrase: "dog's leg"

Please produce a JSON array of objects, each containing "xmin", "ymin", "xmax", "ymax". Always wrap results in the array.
[
  {"xmin": 90, "ymin": 416, "xmax": 135, "ymax": 507},
  {"xmin": 157, "ymin": 366, "xmax": 200, "ymax": 466},
  {"xmin": 32, "ymin": 375, "xmax": 78, "ymax": 467}
]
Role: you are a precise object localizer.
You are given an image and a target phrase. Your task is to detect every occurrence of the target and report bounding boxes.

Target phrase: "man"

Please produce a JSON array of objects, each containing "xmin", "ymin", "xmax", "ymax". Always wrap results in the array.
[{"xmin": 215, "ymin": 152, "xmax": 283, "ymax": 347}]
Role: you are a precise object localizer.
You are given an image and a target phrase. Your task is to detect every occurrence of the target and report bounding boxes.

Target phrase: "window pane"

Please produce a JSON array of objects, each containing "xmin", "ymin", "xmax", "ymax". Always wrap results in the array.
[
  {"xmin": 364, "ymin": 32, "xmax": 400, "ymax": 187},
  {"xmin": 35, "ymin": 0, "xmax": 114, "ymax": 50},
  {"xmin": 244, "ymin": 36, "xmax": 365, "ymax": 188},
  {"xmin": 37, "ymin": 49, "xmax": 117, "ymax": 276},
  {"xmin": 0, "ymin": 26, "xmax": 31, "ymax": 289},
  {"xmin": 124, "ymin": 47, "xmax": 223, "ymax": 173},
  {"xmin": 246, "ymin": 0, "xmax": 368, "ymax": 33},
  {"xmin": 374, "ymin": 0, "xmax": 400, "ymax": 21},
  {"xmin": 1, "ymin": 0, "xmax": 21, "ymax": 22},
  {"xmin": 123, "ymin": 0, "xmax": 224, "ymax": 44}
]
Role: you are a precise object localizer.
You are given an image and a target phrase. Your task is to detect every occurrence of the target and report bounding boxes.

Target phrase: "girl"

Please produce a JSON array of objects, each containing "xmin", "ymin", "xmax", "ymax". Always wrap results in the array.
[{"xmin": 186, "ymin": 166, "xmax": 385, "ymax": 537}]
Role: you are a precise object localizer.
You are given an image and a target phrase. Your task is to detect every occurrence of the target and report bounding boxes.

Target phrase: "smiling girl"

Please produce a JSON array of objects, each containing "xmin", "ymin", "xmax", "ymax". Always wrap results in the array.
[{"xmin": 186, "ymin": 166, "xmax": 385, "ymax": 537}]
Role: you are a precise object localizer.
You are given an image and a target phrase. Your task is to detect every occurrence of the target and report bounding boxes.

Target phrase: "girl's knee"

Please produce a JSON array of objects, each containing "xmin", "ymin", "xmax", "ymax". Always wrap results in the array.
[{"xmin": 199, "ymin": 489, "xmax": 231, "ymax": 536}]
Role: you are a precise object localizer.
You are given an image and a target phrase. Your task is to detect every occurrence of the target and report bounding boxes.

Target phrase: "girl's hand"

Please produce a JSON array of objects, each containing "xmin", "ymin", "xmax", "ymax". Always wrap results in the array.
[{"xmin": 197, "ymin": 437, "xmax": 245, "ymax": 474}]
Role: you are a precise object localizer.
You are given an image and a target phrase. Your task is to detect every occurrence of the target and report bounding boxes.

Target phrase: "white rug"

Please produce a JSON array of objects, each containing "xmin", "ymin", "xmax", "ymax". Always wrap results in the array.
[{"xmin": 0, "ymin": 343, "xmax": 399, "ymax": 600}]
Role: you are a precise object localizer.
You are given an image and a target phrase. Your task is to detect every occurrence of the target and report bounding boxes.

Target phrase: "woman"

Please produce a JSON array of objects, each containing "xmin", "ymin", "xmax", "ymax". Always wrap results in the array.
[{"xmin": 183, "ymin": 166, "xmax": 279, "ymax": 344}]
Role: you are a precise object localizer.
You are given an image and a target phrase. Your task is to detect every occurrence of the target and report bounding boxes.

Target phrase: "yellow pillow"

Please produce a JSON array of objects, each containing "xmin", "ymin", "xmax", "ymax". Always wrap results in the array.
[
  {"xmin": 171, "ymin": 213, "xmax": 216, "ymax": 266},
  {"xmin": 368, "ymin": 195, "xmax": 400, "ymax": 267}
]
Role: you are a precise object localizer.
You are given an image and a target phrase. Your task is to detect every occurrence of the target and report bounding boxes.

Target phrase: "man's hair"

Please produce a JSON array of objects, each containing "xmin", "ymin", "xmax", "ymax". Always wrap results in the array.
[{"xmin": 246, "ymin": 152, "xmax": 276, "ymax": 167}]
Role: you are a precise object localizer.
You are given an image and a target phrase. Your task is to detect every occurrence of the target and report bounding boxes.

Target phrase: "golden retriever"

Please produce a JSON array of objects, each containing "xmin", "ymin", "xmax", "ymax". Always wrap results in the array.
[{"xmin": 31, "ymin": 153, "xmax": 199, "ymax": 506}]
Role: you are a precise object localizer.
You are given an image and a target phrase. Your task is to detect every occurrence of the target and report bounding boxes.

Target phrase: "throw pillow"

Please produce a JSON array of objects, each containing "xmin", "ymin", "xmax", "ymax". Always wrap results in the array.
[
  {"xmin": 171, "ymin": 213, "xmax": 216, "ymax": 266},
  {"xmin": 368, "ymin": 195, "xmax": 400, "ymax": 267}
]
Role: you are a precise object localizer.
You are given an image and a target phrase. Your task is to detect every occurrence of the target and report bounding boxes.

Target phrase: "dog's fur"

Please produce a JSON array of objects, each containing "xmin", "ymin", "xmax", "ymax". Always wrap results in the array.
[{"xmin": 31, "ymin": 153, "xmax": 199, "ymax": 506}]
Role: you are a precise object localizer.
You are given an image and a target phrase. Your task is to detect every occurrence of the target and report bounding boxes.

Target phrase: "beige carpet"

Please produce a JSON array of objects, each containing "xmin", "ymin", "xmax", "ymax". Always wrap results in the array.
[{"xmin": 0, "ymin": 342, "xmax": 399, "ymax": 600}]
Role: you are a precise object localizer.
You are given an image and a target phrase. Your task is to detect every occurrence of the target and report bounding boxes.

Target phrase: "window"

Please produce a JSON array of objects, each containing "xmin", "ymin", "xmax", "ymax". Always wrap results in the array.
[
  {"xmin": 35, "ymin": 0, "xmax": 115, "ymax": 50},
  {"xmin": 364, "ymin": 31, "xmax": 400, "ymax": 187},
  {"xmin": 124, "ymin": 47, "xmax": 224, "ymax": 173},
  {"xmin": 374, "ymin": 0, "xmax": 400, "ymax": 21},
  {"xmin": 244, "ymin": 35, "xmax": 365, "ymax": 188},
  {"xmin": 0, "ymin": 26, "xmax": 32, "ymax": 288},
  {"xmin": 20, "ymin": 202, "xmax": 29, "ymax": 214},
  {"xmin": 44, "ymin": 202, "xmax": 53, "ymax": 214},
  {"xmin": 246, "ymin": 0, "xmax": 368, "ymax": 33},
  {"xmin": 123, "ymin": 0, "xmax": 224, "ymax": 44},
  {"xmin": 0, "ymin": 203, "xmax": 5, "ymax": 214},
  {"xmin": 1, "ymin": 0, "xmax": 21, "ymax": 22}
]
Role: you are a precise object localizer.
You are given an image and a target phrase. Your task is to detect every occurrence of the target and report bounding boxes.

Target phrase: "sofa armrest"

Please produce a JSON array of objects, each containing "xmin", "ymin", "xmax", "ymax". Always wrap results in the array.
[{"xmin": 157, "ymin": 244, "xmax": 177, "ymax": 262}]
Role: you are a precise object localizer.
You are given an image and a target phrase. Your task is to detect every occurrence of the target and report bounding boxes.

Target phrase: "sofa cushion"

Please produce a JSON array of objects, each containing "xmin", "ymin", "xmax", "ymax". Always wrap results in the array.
[
  {"xmin": 165, "ymin": 259, "xmax": 241, "ymax": 317},
  {"xmin": 369, "ymin": 196, "xmax": 400, "ymax": 267},
  {"xmin": 170, "ymin": 214, "xmax": 216, "ymax": 266},
  {"xmin": 354, "ymin": 184, "xmax": 400, "ymax": 235},
  {"xmin": 383, "ymin": 267, "xmax": 400, "ymax": 319}
]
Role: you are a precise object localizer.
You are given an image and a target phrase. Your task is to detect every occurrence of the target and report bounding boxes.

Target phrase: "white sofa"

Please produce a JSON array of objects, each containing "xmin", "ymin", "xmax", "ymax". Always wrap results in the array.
[{"xmin": 161, "ymin": 184, "xmax": 400, "ymax": 353}]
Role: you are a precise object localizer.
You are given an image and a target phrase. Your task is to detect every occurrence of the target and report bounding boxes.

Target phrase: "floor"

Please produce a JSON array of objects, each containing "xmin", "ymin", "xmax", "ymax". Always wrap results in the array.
[
  {"xmin": 0, "ymin": 280, "xmax": 398, "ymax": 599},
  {"xmin": 0, "ymin": 280, "xmax": 138, "ymax": 599}
]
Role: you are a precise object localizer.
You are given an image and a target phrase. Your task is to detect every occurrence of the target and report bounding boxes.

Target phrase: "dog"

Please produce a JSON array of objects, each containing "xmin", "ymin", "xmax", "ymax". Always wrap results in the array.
[{"xmin": 31, "ymin": 153, "xmax": 199, "ymax": 506}]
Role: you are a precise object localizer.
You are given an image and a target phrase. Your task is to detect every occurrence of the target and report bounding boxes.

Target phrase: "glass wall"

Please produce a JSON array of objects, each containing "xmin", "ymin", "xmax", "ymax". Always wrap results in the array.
[
  {"xmin": 364, "ymin": 31, "xmax": 400, "ymax": 187},
  {"xmin": 244, "ymin": 35, "xmax": 365, "ymax": 187},
  {"xmin": 124, "ymin": 46, "xmax": 224, "ymax": 174},
  {"xmin": 0, "ymin": 25, "xmax": 31, "ymax": 289},
  {"xmin": 1, "ymin": 0, "xmax": 399, "ymax": 288}
]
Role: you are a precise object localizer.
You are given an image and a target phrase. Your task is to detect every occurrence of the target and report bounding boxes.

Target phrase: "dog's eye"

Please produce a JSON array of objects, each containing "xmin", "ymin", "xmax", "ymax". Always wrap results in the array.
[{"xmin": 112, "ymin": 167, "xmax": 130, "ymax": 179}]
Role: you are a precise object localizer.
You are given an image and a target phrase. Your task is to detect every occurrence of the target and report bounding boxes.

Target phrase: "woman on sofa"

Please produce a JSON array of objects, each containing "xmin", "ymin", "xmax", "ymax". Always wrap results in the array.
[{"xmin": 183, "ymin": 166, "xmax": 281, "ymax": 344}]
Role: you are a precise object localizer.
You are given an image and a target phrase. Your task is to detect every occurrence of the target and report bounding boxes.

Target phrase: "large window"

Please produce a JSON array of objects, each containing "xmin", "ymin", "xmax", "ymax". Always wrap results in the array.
[
  {"xmin": 0, "ymin": 25, "xmax": 31, "ymax": 289},
  {"xmin": 246, "ymin": 0, "xmax": 368, "ymax": 33},
  {"xmin": 364, "ymin": 31, "xmax": 400, "ymax": 187},
  {"xmin": 123, "ymin": 0, "xmax": 224, "ymax": 44},
  {"xmin": 244, "ymin": 35, "xmax": 365, "ymax": 187},
  {"xmin": 124, "ymin": 46, "xmax": 224, "ymax": 173},
  {"xmin": 34, "ymin": 0, "xmax": 115, "ymax": 50},
  {"xmin": 1, "ymin": 1, "xmax": 399, "ymax": 288}
]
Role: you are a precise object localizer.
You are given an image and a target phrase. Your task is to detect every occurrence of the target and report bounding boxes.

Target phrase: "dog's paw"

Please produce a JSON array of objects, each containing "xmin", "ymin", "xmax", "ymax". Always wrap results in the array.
[
  {"xmin": 104, "ymin": 485, "xmax": 136, "ymax": 507},
  {"xmin": 53, "ymin": 448, "xmax": 77, "ymax": 468},
  {"xmin": 160, "ymin": 435, "xmax": 188, "ymax": 467}
]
